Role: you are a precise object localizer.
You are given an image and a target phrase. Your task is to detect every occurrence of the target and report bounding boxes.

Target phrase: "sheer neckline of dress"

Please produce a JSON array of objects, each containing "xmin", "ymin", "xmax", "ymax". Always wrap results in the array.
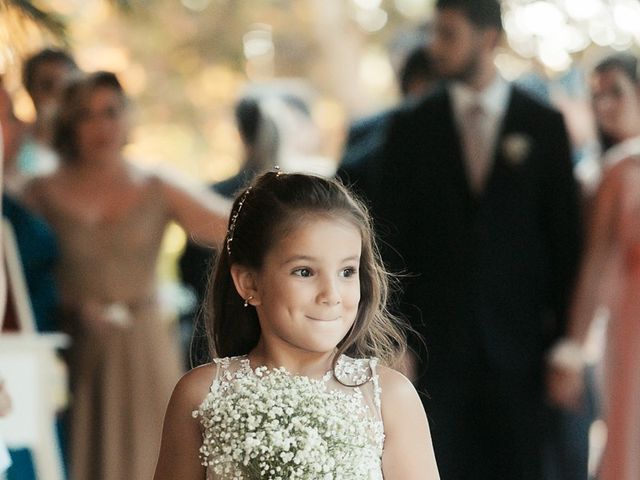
[
  {"xmin": 220, "ymin": 354, "xmax": 377, "ymax": 388},
  {"xmin": 237, "ymin": 354, "xmax": 342, "ymax": 383}
]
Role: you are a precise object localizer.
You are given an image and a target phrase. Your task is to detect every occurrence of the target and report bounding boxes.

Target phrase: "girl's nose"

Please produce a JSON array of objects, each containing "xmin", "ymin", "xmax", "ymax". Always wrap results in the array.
[{"xmin": 318, "ymin": 278, "xmax": 341, "ymax": 305}]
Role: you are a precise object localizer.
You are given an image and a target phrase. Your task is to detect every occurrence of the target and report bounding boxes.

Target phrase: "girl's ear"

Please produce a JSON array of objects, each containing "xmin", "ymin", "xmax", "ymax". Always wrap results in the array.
[{"xmin": 230, "ymin": 264, "xmax": 261, "ymax": 306}]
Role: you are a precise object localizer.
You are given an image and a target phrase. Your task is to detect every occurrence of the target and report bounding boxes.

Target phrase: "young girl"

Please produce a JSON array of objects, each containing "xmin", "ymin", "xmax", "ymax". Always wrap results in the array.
[{"xmin": 154, "ymin": 171, "xmax": 440, "ymax": 479}]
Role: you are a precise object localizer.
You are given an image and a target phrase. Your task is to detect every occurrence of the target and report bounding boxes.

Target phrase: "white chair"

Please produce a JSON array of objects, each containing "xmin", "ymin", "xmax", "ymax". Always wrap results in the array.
[{"xmin": 0, "ymin": 219, "xmax": 69, "ymax": 480}]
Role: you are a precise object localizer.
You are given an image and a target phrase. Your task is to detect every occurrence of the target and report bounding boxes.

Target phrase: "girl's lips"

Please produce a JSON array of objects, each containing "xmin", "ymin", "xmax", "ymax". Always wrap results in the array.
[{"xmin": 306, "ymin": 315, "xmax": 340, "ymax": 322}]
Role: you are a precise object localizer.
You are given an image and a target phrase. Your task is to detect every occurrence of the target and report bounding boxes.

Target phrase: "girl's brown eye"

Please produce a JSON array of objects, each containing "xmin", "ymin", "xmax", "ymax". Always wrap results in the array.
[
  {"xmin": 293, "ymin": 268, "xmax": 313, "ymax": 277},
  {"xmin": 340, "ymin": 267, "xmax": 357, "ymax": 278}
]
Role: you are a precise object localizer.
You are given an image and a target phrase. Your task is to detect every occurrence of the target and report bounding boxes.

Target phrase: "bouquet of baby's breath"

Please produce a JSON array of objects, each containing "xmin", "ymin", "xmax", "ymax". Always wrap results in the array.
[{"xmin": 192, "ymin": 365, "xmax": 378, "ymax": 480}]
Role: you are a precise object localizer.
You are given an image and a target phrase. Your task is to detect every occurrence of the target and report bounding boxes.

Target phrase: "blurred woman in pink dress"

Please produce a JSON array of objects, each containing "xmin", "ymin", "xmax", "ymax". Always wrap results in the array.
[
  {"xmin": 22, "ymin": 71, "xmax": 230, "ymax": 480},
  {"xmin": 548, "ymin": 53, "xmax": 640, "ymax": 480}
]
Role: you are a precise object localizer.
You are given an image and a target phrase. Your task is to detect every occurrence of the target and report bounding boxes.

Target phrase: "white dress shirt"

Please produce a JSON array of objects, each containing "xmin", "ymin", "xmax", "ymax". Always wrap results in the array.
[{"xmin": 450, "ymin": 75, "xmax": 511, "ymax": 192}]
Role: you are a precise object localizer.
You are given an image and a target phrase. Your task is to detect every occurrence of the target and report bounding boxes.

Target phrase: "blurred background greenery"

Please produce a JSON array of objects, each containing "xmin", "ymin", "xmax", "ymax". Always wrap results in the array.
[
  {"xmin": 2, "ymin": 0, "xmax": 640, "ymax": 181},
  {"xmin": 2, "ymin": 0, "xmax": 639, "ymax": 280}
]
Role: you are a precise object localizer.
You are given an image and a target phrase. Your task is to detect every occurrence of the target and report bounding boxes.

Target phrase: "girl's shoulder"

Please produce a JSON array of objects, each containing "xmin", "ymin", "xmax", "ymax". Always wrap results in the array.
[
  {"xmin": 375, "ymin": 365, "xmax": 422, "ymax": 414},
  {"xmin": 376, "ymin": 365, "xmax": 416, "ymax": 391},
  {"xmin": 170, "ymin": 363, "xmax": 220, "ymax": 413},
  {"xmin": 175, "ymin": 356, "xmax": 251, "ymax": 409}
]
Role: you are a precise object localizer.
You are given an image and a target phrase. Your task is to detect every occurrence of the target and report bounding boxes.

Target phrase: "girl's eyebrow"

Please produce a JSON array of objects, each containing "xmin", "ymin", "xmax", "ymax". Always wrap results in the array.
[
  {"xmin": 283, "ymin": 255, "xmax": 314, "ymax": 264},
  {"xmin": 281, "ymin": 254, "xmax": 360, "ymax": 266}
]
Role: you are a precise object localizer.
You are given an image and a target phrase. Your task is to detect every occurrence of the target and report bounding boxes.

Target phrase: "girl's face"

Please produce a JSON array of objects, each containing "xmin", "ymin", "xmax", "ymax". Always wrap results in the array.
[
  {"xmin": 591, "ymin": 68, "xmax": 640, "ymax": 143},
  {"xmin": 252, "ymin": 215, "xmax": 362, "ymax": 356},
  {"xmin": 75, "ymin": 86, "xmax": 127, "ymax": 161}
]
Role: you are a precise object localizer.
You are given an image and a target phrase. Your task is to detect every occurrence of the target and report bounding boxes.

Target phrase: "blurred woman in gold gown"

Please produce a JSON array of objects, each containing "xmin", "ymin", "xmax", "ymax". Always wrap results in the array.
[{"xmin": 22, "ymin": 71, "xmax": 230, "ymax": 480}]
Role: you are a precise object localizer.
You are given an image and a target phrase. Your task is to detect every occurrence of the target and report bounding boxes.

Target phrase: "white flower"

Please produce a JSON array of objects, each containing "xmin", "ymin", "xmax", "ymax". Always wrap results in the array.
[
  {"xmin": 502, "ymin": 133, "xmax": 532, "ymax": 166},
  {"xmin": 193, "ymin": 364, "xmax": 378, "ymax": 479}
]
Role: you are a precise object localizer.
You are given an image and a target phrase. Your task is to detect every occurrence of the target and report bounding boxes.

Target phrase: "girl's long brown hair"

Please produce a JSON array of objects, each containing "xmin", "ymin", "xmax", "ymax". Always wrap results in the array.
[{"xmin": 202, "ymin": 171, "xmax": 408, "ymax": 371}]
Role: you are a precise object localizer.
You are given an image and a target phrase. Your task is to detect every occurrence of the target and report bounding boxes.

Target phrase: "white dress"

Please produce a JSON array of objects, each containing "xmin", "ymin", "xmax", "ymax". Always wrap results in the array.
[{"xmin": 193, "ymin": 355, "xmax": 385, "ymax": 480}]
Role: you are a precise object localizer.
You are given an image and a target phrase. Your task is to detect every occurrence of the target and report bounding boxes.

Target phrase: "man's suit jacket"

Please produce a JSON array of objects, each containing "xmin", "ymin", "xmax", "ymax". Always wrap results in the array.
[
  {"xmin": 374, "ymin": 84, "xmax": 582, "ymax": 383},
  {"xmin": 338, "ymin": 107, "xmax": 404, "ymax": 206},
  {"xmin": 338, "ymin": 92, "xmax": 436, "ymax": 204}
]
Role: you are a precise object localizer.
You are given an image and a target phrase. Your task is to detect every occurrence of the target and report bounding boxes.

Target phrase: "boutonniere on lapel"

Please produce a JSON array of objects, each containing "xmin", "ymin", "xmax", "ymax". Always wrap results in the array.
[{"xmin": 501, "ymin": 133, "xmax": 532, "ymax": 167}]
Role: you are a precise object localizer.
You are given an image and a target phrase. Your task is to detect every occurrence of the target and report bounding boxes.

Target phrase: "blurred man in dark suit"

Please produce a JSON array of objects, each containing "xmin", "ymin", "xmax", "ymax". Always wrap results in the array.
[
  {"xmin": 338, "ymin": 35, "xmax": 439, "ymax": 204},
  {"xmin": 374, "ymin": 1, "xmax": 583, "ymax": 478}
]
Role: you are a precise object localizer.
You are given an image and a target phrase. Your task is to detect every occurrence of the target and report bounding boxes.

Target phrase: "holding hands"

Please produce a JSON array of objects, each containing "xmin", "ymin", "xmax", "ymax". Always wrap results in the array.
[{"xmin": 545, "ymin": 339, "xmax": 587, "ymax": 411}]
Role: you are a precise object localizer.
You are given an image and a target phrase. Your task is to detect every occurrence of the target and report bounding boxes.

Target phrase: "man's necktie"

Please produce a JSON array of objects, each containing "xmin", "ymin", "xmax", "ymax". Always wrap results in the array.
[{"xmin": 462, "ymin": 102, "xmax": 490, "ymax": 193}]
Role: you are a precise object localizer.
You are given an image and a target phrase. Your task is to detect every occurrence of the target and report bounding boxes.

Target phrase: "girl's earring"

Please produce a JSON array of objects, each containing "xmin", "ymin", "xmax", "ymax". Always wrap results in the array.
[{"xmin": 243, "ymin": 296, "xmax": 254, "ymax": 308}]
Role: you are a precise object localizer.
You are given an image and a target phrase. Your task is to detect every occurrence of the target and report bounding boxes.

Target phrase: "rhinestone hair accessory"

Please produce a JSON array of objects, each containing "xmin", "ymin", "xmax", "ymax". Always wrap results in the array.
[{"xmin": 226, "ymin": 187, "xmax": 252, "ymax": 256}]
